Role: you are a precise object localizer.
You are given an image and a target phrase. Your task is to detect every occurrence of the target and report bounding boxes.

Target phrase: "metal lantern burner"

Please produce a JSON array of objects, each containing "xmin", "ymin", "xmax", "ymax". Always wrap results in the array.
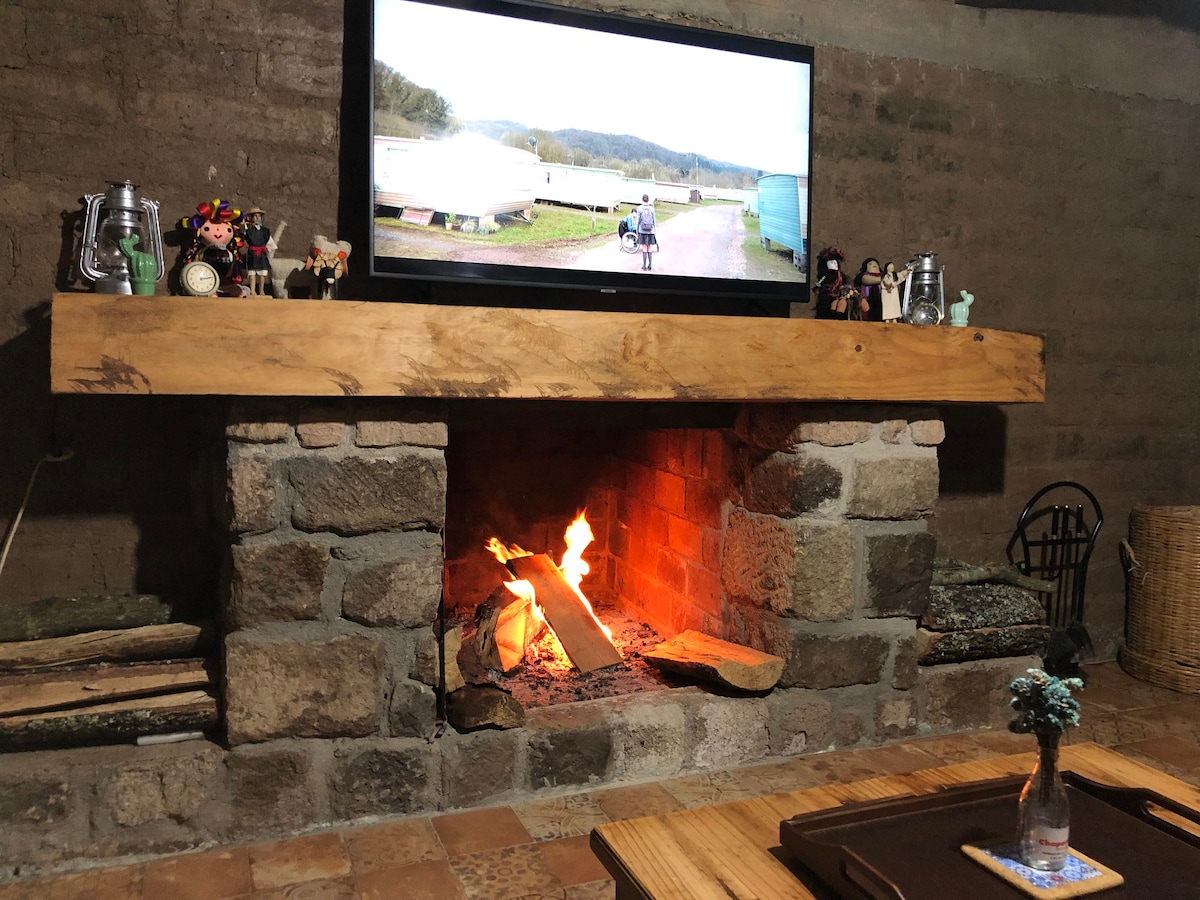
[
  {"xmin": 78, "ymin": 180, "xmax": 164, "ymax": 294},
  {"xmin": 902, "ymin": 252, "xmax": 945, "ymax": 325}
]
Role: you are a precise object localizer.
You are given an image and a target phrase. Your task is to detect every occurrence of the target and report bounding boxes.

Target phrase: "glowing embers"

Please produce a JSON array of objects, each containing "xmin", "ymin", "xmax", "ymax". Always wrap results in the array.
[{"xmin": 481, "ymin": 512, "xmax": 621, "ymax": 674}]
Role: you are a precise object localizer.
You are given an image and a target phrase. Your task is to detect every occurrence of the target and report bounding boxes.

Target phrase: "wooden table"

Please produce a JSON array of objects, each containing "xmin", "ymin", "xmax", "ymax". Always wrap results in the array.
[{"xmin": 590, "ymin": 742, "xmax": 1200, "ymax": 900}]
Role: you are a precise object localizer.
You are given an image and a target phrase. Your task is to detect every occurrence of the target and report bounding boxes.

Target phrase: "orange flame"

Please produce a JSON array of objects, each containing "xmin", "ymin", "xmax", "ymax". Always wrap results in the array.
[{"xmin": 485, "ymin": 511, "xmax": 614, "ymax": 658}]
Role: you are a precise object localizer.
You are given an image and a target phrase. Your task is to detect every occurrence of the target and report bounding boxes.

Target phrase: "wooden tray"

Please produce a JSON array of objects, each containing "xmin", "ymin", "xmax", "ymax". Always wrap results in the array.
[{"xmin": 779, "ymin": 772, "xmax": 1200, "ymax": 899}]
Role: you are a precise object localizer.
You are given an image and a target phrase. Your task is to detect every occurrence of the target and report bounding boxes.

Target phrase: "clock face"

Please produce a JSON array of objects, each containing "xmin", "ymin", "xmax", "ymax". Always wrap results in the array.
[{"xmin": 181, "ymin": 261, "xmax": 219, "ymax": 296}]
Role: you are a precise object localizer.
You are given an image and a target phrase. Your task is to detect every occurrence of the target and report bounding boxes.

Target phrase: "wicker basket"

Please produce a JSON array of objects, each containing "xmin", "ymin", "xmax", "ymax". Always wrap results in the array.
[{"xmin": 1119, "ymin": 505, "xmax": 1200, "ymax": 692}]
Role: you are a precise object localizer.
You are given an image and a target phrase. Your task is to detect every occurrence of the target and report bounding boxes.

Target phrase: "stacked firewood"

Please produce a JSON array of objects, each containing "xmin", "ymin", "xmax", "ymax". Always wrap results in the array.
[{"xmin": 0, "ymin": 594, "xmax": 218, "ymax": 751}]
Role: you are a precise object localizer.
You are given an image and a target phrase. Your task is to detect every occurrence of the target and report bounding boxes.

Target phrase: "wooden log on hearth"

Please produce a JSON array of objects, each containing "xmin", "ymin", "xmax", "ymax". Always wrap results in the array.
[
  {"xmin": 505, "ymin": 554, "xmax": 622, "ymax": 673},
  {"xmin": 0, "ymin": 688, "xmax": 218, "ymax": 751},
  {"xmin": 0, "ymin": 622, "xmax": 214, "ymax": 673},
  {"xmin": 473, "ymin": 586, "xmax": 543, "ymax": 673},
  {"xmin": 445, "ymin": 683, "xmax": 525, "ymax": 732},
  {"xmin": 0, "ymin": 659, "xmax": 213, "ymax": 717},
  {"xmin": 644, "ymin": 630, "xmax": 784, "ymax": 692},
  {"xmin": 0, "ymin": 593, "xmax": 174, "ymax": 643}
]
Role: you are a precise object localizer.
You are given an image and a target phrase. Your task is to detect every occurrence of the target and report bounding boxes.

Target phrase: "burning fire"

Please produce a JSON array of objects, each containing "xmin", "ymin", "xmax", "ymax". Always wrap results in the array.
[{"xmin": 485, "ymin": 511, "xmax": 614, "ymax": 667}]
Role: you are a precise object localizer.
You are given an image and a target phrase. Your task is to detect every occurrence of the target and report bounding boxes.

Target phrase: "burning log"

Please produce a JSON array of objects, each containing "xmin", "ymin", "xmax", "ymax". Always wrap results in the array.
[
  {"xmin": 644, "ymin": 630, "xmax": 784, "ymax": 692},
  {"xmin": 473, "ymin": 586, "xmax": 543, "ymax": 673},
  {"xmin": 506, "ymin": 553, "xmax": 622, "ymax": 674}
]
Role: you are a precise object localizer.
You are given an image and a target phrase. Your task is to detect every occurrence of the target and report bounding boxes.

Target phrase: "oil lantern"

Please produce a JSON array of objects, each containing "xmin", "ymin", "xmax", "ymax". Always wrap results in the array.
[
  {"xmin": 902, "ymin": 252, "xmax": 945, "ymax": 325},
  {"xmin": 78, "ymin": 180, "xmax": 164, "ymax": 294}
]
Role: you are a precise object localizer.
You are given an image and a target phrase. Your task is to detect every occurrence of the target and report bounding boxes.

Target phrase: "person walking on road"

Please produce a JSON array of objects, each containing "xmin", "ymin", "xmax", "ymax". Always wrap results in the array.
[{"xmin": 635, "ymin": 194, "xmax": 656, "ymax": 270}]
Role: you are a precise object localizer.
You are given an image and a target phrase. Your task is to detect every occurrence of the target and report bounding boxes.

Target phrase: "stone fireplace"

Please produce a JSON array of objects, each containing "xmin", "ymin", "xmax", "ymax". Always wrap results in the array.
[{"xmin": 0, "ymin": 295, "xmax": 1048, "ymax": 871}]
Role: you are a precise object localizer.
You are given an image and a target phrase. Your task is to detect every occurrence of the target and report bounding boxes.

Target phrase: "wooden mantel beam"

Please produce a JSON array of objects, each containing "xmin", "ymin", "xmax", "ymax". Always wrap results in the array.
[{"xmin": 50, "ymin": 293, "xmax": 1044, "ymax": 403}]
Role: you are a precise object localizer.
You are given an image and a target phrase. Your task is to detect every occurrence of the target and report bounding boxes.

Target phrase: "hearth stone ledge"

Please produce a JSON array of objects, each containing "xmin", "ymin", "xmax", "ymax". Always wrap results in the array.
[{"xmin": 0, "ymin": 399, "xmax": 1049, "ymax": 876}]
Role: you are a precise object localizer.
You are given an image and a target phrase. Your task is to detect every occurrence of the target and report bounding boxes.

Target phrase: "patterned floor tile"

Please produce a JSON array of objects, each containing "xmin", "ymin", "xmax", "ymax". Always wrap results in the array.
[
  {"xmin": 432, "ymin": 806, "xmax": 533, "ymax": 857},
  {"xmin": 0, "ymin": 867, "xmax": 144, "ymax": 900},
  {"xmin": 248, "ymin": 833, "xmax": 350, "ymax": 891},
  {"xmin": 450, "ymin": 843, "xmax": 565, "ymax": 899},
  {"xmin": 249, "ymin": 877, "xmax": 357, "ymax": 899},
  {"xmin": 355, "ymin": 859, "xmax": 468, "ymax": 900},
  {"xmin": 587, "ymin": 782, "xmax": 683, "ymax": 821},
  {"xmin": 344, "ymin": 818, "xmax": 446, "ymax": 872},
  {"xmin": 513, "ymin": 793, "xmax": 610, "ymax": 840},
  {"xmin": 659, "ymin": 768, "xmax": 765, "ymax": 809},
  {"xmin": 142, "ymin": 847, "xmax": 252, "ymax": 899},
  {"xmin": 564, "ymin": 880, "xmax": 616, "ymax": 899},
  {"xmin": 535, "ymin": 835, "xmax": 611, "ymax": 887}
]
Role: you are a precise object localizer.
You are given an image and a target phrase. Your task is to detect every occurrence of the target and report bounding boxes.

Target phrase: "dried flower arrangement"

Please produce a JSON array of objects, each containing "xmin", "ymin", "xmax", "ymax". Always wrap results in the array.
[{"xmin": 1009, "ymin": 668, "xmax": 1083, "ymax": 741}]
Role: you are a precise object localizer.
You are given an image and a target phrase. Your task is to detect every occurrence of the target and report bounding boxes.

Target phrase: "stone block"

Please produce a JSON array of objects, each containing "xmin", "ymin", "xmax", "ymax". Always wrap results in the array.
[
  {"xmin": 910, "ymin": 420, "xmax": 946, "ymax": 446},
  {"xmin": 775, "ymin": 628, "xmax": 890, "ymax": 689},
  {"xmin": 296, "ymin": 414, "xmax": 345, "ymax": 449},
  {"xmin": 0, "ymin": 777, "xmax": 70, "ymax": 826},
  {"xmin": 388, "ymin": 679, "xmax": 437, "ymax": 738},
  {"xmin": 227, "ymin": 405, "xmax": 291, "ymax": 443},
  {"xmin": 227, "ymin": 452, "xmax": 280, "ymax": 535},
  {"xmin": 224, "ymin": 631, "xmax": 384, "ymax": 745},
  {"xmin": 341, "ymin": 534, "xmax": 443, "ymax": 628},
  {"xmin": 848, "ymin": 457, "xmax": 939, "ymax": 520},
  {"xmin": 101, "ymin": 745, "xmax": 222, "ymax": 828},
  {"xmin": 864, "ymin": 531, "xmax": 937, "ymax": 618},
  {"xmin": 892, "ymin": 632, "xmax": 924, "ymax": 690},
  {"xmin": 329, "ymin": 739, "xmax": 439, "ymax": 819},
  {"xmin": 923, "ymin": 584, "xmax": 1044, "ymax": 631},
  {"xmin": 691, "ymin": 697, "xmax": 770, "ymax": 769},
  {"xmin": 227, "ymin": 541, "xmax": 329, "ymax": 629},
  {"xmin": 723, "ymin": 510, "xmax": 854, "ymax": 621},
  {"xmin": 735, "ymin": 405, "xmax": 872, "ymax": 450},
  {"xmin": 608, "ymin": 695, "xmax": 688, "ymax": 780},
  {"xmin": 921, "ymin": 659, "xmax": 1036, "ymax": 731},
  {"xmin": 874, "ymin": 695, "xmax": 919, "ymax": 740},
  {"xmin": 766, "ymin": 692, "xmax": 834, "ymax": 755},
  {"xmin": 356, "ymin": 418, "xmax": 448, "ymax": 449},
  {"xmin": 527, "ymin": 705, "xmax": 614, "ymax": 789},
  {"xmin": 916, "ymin": 625, "xmax": 1050, "ymax": 665},
  {"xmin": 742, "ymin": 451, "xmax": 843, "ymax": 517},
  {"xmin": 442, "ymin": 729, "xmax": 522, "ymax": 808},
  {"xmin": 289, "ymin": 451, "xmax": 446, "ymax": 535},
  {"xmin": 227, "ymin": 744, "xmax": 321, "ymax": 838}
]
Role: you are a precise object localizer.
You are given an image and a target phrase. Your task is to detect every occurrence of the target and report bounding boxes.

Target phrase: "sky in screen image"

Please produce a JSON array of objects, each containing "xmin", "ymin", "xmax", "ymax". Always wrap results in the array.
[{"xmin": 375, "ymin": 0, "xmax": 810, "ymax": 176}]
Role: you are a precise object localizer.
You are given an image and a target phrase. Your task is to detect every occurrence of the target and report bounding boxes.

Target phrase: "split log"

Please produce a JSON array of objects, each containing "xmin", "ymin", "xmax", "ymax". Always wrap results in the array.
[
  {"xmin": 0, "ymin": 594, "xmax": 173, "ymax": 643},
  {"xmin": 0, "ymin": 659, "xmax": 213, "ymax": 717},
  {"xmin": 446, "ymin": 683, "xmax": 525, "ymax": 732},
  {"xmin": 644, "ymin": 630, "xmax": 784, "ymax": 692},
  {"xmin": 931, "ymin": 559, "xmax": 1055, "ymax": 593},
  {"xmin": 0, "ymin": 622, "xmax": 214, "ymax": 673},
  {"xmin": 505, "ymin": 554, "xmax": 622, "ymax": 673},
  {"xmin": 0, "ymin": 689, "xmax": 218, "ymax": 751},
  {"xmin": 473, "ymin": 586, "xmax": 543, "ymax": 673}
]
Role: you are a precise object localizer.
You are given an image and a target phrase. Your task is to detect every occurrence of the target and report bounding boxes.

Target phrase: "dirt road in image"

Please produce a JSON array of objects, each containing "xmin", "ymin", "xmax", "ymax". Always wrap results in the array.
[{"xmin": 565, "ymin": 203, "xmax": 748, "ymax": 278}]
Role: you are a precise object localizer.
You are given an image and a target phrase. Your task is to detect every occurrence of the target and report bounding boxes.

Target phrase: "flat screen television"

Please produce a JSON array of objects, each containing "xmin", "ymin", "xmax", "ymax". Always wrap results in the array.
[{"xmin": 346, "ymin": 0, "xmax": 813, "ymax": 310}]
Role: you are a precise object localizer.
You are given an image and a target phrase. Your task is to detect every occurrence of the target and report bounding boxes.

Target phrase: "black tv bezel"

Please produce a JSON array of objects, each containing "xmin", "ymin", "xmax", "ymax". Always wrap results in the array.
[{"xmin": 341, "ymin": 0, "xmax": 814, "ymax": 310}]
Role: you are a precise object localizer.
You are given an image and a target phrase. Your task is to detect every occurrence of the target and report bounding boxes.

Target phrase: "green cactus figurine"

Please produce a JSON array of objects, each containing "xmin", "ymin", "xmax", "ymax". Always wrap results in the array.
[{"xmin": 118, "ymin": 235, "xmax": 158, "ymax": 295}]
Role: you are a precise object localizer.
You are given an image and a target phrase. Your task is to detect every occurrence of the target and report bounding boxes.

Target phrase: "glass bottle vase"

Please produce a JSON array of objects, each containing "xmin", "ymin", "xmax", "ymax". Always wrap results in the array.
[{"xmin": 1018, "ymin": 734, "xmax": 1070, "ymax": 870}]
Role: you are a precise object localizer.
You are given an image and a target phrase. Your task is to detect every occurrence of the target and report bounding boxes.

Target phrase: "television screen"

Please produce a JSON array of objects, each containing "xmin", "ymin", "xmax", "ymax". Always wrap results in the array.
[{"xmin": 368, "ymin": 0, "xmax": 813, "ymax": 303}]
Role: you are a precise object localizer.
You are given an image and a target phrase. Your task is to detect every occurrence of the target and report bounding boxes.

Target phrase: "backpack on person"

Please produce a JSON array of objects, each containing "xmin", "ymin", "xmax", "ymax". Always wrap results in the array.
[{"xmin": 637, "ymin": 204, "xmax": 655, "ymax": 233}]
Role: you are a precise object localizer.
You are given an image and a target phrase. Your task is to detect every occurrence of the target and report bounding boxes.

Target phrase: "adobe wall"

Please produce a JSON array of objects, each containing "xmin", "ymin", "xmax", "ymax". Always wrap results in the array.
[{"xmin": 0, "ymin": 0, "xmax": 1197, "ymax": 661}]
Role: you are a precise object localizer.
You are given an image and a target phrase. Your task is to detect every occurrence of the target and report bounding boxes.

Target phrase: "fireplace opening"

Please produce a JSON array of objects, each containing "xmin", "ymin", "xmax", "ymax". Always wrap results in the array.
[{"xmin": 443, "ymin": 403, "xmax": 740, "ymax": 709}]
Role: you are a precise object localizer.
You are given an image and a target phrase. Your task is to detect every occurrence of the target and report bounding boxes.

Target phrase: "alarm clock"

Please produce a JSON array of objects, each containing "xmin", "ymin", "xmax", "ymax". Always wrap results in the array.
[{"xmin": 180, "ymin": 260, "xmax": 220, "ymax": 296}]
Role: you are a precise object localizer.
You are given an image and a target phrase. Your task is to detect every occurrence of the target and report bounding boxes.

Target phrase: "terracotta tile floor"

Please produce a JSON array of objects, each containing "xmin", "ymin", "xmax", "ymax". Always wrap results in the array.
[{"xmin": 2, "ymin": 661, "xmax": 1198, "ymax": 900}]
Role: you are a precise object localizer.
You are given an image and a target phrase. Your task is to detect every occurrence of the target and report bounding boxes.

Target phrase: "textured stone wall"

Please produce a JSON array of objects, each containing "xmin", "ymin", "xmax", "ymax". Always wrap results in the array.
[
  {"xmin": 0, "ymin": 399, "xmax": 1052, "ymax": 874},
  {"xmin": 0, "ymin": 0, "xmax": 1197, "ymax": 750}
]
